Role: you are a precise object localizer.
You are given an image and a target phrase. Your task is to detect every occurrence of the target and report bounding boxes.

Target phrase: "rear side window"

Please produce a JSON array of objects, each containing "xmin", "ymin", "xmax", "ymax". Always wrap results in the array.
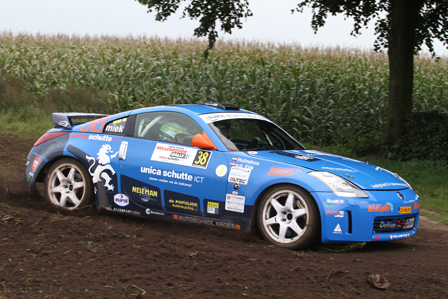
[
  {"xmin": 134, "ymin": 112, "xmax": 202, "ymax": 146},
  {"xmin": 104, "ymin": 118, "xmax": 127, "ymax": 135}
]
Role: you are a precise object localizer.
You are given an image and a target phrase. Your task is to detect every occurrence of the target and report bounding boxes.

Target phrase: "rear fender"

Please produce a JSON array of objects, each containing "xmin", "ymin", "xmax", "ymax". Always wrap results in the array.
[{"xmin": 24, "ymin": 133, "xmax": 71, "ymax": 191}]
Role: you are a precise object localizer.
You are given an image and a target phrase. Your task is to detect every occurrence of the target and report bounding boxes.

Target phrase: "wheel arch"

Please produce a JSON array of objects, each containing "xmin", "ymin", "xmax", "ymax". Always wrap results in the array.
[{"xmin": 36, "ymin": 154, "xmax": 87, "ymax": 184}]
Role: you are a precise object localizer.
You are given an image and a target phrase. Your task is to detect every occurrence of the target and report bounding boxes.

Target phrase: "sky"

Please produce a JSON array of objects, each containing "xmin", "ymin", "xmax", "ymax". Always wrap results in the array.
[{"xmin": 1, "ymin": 0, "xmax": 447, "ymax": 57}]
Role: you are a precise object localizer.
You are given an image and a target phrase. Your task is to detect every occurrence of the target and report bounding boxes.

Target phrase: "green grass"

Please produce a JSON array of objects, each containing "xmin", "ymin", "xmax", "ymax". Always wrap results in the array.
[
  {"xmin": 361, "ymin": 158, "xmax": 448, "ymax": 225},
  {"xmin": 317, "ymin": 146, "xmax": 448, "ymax": 225},
  {"xmin": 0, "ymin": 107, "xmax": 53, "ymax": 139}
]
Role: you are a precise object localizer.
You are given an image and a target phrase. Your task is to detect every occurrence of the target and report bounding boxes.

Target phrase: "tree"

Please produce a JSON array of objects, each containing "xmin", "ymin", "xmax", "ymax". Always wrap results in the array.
[
  {"xmin": 295, "ymin": 0, "xmax": 448, "ymax": 145},
  {"xmin": 136, "ymin": 0, "xmax": 448, "ymax": 145},
  {"xmin": 136, "ymin": 0, "xmax": 252, "ymax": 58}
]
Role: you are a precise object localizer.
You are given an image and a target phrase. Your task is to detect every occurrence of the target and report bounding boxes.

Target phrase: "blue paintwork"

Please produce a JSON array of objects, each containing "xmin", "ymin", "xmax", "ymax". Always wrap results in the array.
[{"xmin": 24, "ymin": 104, "xmax": 420, "ymax": 244}]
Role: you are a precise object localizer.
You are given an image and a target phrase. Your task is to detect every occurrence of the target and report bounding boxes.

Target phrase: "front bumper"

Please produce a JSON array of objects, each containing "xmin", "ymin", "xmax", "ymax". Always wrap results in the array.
[{"xmin": 311, "ymin": 188, "xmax": 420, "ymax": 244}]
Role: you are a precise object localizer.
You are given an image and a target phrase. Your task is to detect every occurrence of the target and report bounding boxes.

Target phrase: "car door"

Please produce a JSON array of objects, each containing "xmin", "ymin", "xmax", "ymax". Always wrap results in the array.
[{"xmin": 117, "ymin": 111, "xmax": 229, "ymax": 218}]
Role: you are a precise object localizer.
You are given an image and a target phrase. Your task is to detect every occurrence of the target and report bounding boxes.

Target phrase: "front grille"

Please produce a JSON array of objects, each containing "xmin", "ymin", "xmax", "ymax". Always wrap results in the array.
[{"xmin": 373, "ymin": 214, "xmax": 417, "ymax": 234}]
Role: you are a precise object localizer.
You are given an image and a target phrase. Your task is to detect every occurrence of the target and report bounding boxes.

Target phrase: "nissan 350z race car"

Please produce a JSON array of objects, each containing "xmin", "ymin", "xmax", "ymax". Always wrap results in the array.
[{"xmin": 24, "ymin": 103, "xmax": 420, "ymax": 249}]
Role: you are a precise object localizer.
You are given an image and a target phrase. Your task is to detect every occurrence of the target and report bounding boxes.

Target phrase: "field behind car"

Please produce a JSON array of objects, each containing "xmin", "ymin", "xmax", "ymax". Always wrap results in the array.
[
  {"xmin": 1, "ymin": 33, "xmax": 447, "ymax": 148},
  {"xmin": 0, "ymin": 33, "xmax": 447, "ymax": 225}
]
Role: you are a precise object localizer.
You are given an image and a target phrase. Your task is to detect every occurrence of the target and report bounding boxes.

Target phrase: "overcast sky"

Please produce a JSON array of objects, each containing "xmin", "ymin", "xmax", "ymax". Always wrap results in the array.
[{"xmin": 1, "ymin": 0, "xmax": 447, "ymax": 56}]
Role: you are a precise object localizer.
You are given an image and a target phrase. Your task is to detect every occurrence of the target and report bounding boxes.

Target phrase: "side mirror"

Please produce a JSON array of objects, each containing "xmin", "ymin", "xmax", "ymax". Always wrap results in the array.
[{"xmin": 192, "ymin": 131, "xmax": 217, "ymax": 150}]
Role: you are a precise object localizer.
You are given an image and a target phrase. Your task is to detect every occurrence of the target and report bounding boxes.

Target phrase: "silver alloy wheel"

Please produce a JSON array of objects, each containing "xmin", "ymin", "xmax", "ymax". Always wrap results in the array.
[
  {"xmin": 261, "ymin": 189, "xmax": 309, "ymax": 244},
  {"xmin": 47, "ymin": 162, "xmax": 87, "ymax": 210}
]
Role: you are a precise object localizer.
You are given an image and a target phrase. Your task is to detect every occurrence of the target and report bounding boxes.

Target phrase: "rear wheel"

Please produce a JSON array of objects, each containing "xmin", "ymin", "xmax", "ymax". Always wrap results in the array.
[
  {"xmin": 44, "ymin": 158, "xmax": 94, "ymax": 210},
  {"xmin": 257, "ymin": 185, "xmax": 320, "ymax": 249}
]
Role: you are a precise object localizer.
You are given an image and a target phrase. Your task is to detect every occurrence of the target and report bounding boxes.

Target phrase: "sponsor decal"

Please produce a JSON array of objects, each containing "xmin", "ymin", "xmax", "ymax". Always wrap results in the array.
[
  {"xmin": 215, "ymin": 165, "xmax": 227, "ymax": 177},
  {"xmin": 326, "ymin": 211, "xmax": 340, "ymax": 215},
  {"xmin": 321, "ymin": 166, "xmax": 358, "ymax": 173},
  {"xmin": 414, "ymin": 201, "xmax": 420, "ymax": 210},
  {"xmin": 105, "ymin": 124, "xmax": 124, "ymax": 133},
  {"xmin": 174, "ymin": 215, "xmax": 236, "ymax": 229},
  {"xmin": 105, "ymin": 206, "xmax": 140, "ymax": 215},
  {"xmin": 271, "ymin": 150, "xmax": 320, "ymax": 162},
  {"xmin": 207, "ymin": 202, "xmax": 220, "ymax": 214},
  {"xmin": 114, "ymin": 194, "xmax": 129, "ymax": 207},
  {"xmin": 28, "ymin": 171, "xmax": 34, "ymax": 179},
  {"xmin": 368, "ymin": 202, "xmax": 394, "ymax": 213},
  {"xmin": 379, "ymin": 221, "xmax": 397, "ymax": 229},
  {"xmin": 225, "ymin": 194, "xmax": 245, "ymax": 213},
  {"xmin": 268, "ymin": 166, "xmax": 302, "ymax": 176},
  {"xmin": 295, "ymin": 155, "xmax": 318, "ymax": 161},
  {"xmin": 71, "ymin": 133, "xmax": 88, "ymax": 139},
  {"xmin": 247, "ymin": 151, "xmax": 258, "ymax": 155},
  {"xmin": 87, "ymin": 144, "xmax": 118, "ymax": 191},
  {"xmin": 167, "ymin": 198, "xmax": 199, "ymax": 212},
  {"xmin": 71, "ymin": 133, "xmax": 121, "ymax": 142},
  {"xmin": 200, "ymin": 113, "xmax": 268, "ymax": 123},
  {"xmin": 151, "ymin": 143, "xmax": 212, "ymax": 169},
  {"xmin": 389, "ymin": 233, "xmax": 411, "ymax": 240},
  {"xmin": 370, "ymin": 182, "xmax": 409, "ymax": 188},
  {"xmin": 333, "ymin": 223, "xmax": 342, "ymax": 234},
  {"xmin": 228, "ymin": 166, "xmax": 251, "ymax": 185},
  {"xmin": 141, "ymin": 166, "xmax": 204, "ymax": 186},
  {"xmin": 325, "ymin": 199, "xmax": 345, "ymax": 208},
  {"xmin": 132, "ymin": 186, "xmax": 158, "ymax": 202},
  {"xmin": 31, "ymin": 156, "xmax": 41, "ymax": 171},
  {"xmin": 104, "ymin": 118, "xmax": 127, "ymax": 134},
  {"xmin": 231, "ymin": 157, "xmax": 259, "ymax": 170},
  {"xmin": 326, "ymin": 211, "xmax": 344, "ymax": 218},
  {"xmin": 58, "ymin": 120, "xmax": 69, "ymax": 127},
  {"xmin": 145, "ymin": 208, "xmax": 165, "ymax": 216},
  {"xmin": 379, "ymin": 219, "xmax": 414, "ymax": 229}
]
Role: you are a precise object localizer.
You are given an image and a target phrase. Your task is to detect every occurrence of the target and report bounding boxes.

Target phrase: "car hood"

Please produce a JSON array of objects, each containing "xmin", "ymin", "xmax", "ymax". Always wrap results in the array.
[{"xmin": 246, "ymin": 149, "xmax": 410, "ymax": 190}]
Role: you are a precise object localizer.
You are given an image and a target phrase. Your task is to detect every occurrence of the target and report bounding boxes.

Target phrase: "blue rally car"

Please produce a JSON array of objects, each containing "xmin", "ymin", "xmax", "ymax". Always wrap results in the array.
[{"xmin": 24, "ymin": 103, "xmax": 420, "ymax": 249}]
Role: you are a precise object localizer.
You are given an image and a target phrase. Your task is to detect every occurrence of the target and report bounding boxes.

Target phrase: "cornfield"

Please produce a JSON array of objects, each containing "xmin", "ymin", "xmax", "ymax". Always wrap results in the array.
[{"xmin": 1, "ymin": 33, "xmax": 447, "ymax": 149}]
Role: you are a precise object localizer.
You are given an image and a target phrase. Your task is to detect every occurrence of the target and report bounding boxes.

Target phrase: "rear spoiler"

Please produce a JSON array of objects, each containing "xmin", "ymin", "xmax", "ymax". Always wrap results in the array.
[{"xmin": 52, "ymin": 112, "xmax": 108, "ymax": 129}]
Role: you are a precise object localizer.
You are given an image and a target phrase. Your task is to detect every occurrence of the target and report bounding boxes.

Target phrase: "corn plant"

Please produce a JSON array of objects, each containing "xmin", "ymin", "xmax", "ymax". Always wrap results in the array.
[{"xmin": 1, "ymin": 33, "xmax": 447, "ymax": 149}]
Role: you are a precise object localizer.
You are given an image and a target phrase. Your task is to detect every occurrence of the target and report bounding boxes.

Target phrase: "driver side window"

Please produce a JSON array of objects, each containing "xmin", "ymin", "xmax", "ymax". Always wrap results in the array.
[{"xmin": 134, "ymin": 112, "xmax": 202, "ymax": 146}]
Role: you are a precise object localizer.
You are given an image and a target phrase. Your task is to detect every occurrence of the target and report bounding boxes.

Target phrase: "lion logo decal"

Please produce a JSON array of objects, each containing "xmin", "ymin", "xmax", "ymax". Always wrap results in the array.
[{"xmin": 86, "ymin": 144, "xmax": 118, "ymax": 192}]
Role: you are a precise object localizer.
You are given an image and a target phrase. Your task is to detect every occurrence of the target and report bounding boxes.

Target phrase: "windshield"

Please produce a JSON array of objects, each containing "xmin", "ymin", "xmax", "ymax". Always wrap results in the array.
[{"xmin": 208, "ymin": 118, "xmax": 305, "ymax": 151}]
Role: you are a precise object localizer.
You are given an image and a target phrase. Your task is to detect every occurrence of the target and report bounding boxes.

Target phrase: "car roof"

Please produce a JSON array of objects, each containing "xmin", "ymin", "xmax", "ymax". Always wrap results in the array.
[{"xmin": 129, "ymin": 103, "xmax": 255, "ymax": 117}]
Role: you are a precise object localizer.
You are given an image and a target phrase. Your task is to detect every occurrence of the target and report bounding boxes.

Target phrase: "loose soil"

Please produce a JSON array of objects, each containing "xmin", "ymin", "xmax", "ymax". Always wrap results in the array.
[{"xmin": 1, "ymin": 133, "xmax": 447, "ymax": 299}]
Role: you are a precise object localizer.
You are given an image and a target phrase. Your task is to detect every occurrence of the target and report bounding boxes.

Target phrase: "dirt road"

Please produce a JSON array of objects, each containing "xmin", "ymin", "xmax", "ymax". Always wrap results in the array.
[{"xmin": 1, "ymin": 134, "xmax": 447, "ymax": 298}]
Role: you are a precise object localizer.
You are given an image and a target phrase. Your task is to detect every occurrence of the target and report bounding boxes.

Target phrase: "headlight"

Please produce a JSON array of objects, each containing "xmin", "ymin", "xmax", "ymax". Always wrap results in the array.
[{"xmin": 308, "ymin": 171, "xmax": 368, "ymax": 198}]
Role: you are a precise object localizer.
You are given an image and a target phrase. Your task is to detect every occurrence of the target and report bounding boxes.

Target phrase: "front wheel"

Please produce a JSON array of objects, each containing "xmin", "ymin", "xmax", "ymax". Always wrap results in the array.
[
  {"xmin": 44, "ymin": 158, "xmax": 94, "ymax": 210},
  {"xmin": 257, "ymin": 185, "xmax": 320, "ymax": 249}
]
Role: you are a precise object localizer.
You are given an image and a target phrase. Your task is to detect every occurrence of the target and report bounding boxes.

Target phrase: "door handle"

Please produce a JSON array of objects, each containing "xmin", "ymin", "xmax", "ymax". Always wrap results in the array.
[{"xmin": 119, "ymin": 141, "xmax": 128, "ymax": 160}]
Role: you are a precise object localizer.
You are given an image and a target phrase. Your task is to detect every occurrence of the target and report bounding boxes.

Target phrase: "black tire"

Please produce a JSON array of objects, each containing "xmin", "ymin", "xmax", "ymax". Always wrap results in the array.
[
  {"xmin": 257, "ymin": 184, "xmax": 320, "ymax": 250},
  {"xmin": 44, "ymin": 158, "xmax": 94, "ymax": 210}
]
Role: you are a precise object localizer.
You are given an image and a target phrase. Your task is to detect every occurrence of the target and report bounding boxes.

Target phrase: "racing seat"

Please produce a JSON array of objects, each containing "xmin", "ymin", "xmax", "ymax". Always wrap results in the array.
[{"xmin": 144, "ymin": 123, "xmax": 162, "ymax": 141}]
